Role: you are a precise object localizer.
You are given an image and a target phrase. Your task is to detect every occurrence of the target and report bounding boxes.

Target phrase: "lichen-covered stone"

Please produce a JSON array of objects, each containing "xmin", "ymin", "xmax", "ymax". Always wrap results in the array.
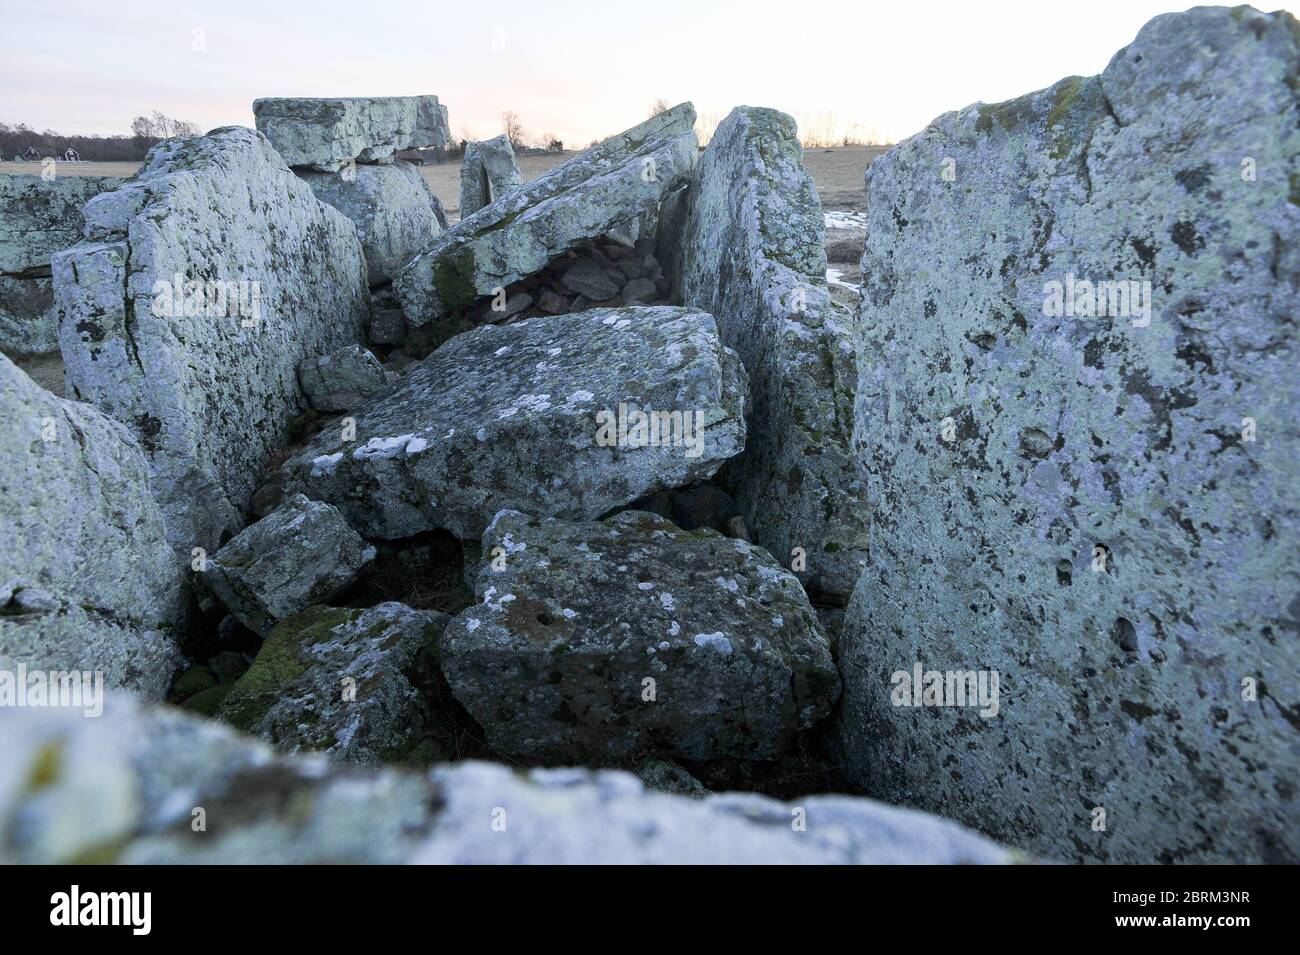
[
  {"xmin": 53, "ymin": 127, "xmax": 369, "ymax": 554},
  {"xmin": 0, "ymin": 174, "xmax": 122, "ymax": 357},
  {"xmin": 297, "ymin": 345, "xmax": 395, "ymax": 412},
  {"xmin": 252, "ymin": 95, "xmax": 450, "ymax": 172},
  {"xmin": 394, "ymin": 104, "xmax": 697, "ymax": 326},
  {"xmin": 677, "ymin": 107, "xmax": 869, "ymax": 599},
  {"xmin": 297, "ymin": 160, "xmax": 444, "ymax": 284},
  {"xmin": 284, "ymin": 307, "xmax": 747, "ymax": 541},
  {"xmin": 440, "ymin": 508, "xmax": 839, "ymax": 762},
  {"xmin": 200, "ymin": 493, "xmax": 375, "ymax": 637},
  {"xmin": 458, "ymin": 134, "xmax": 522, "ymax": 219},
  {"xmin": 0, "ymin": 696, "xmax": 1013, "ymax": 863},
  {"xmin": 838, "ymin": 6, "xmax": 1300, "ymax": 864},
  {"xmin": 215, "ymin": 603, "xmax": 449, "ymax": 765},
  {"xmin": 0, "ymin": 353, "xmax": 181, "ymax": 698}
]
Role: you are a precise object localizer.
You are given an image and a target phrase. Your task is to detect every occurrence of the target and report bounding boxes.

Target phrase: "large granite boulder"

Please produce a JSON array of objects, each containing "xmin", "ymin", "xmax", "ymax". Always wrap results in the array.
[
  {"xmin": 0, "ymin": 695, "xmax": 1014, "ymax": 863},
  {"xmin": 458, "ymin": 134, "xmax": 522, "ymax": 219},
  {"xmin": 838, "ymin": 6, "xmax": 1300, "ymax": 864},
  {"xmin": 0, "ymin": 354, "xmax": 182, "ymax": 699},
  {"xmin": 677, "ymin": 107, "xmax": 870, "ymax": 600},
  {"xmin": 284, "ymin": 306, "xmax": 747, "ymax": 541},
  {"xmin": 394, "ymin": 104, "xmax": 697, "ymax": 328},
  {"xmin": 215, "ymin": 603, "xmax": 450, "ymax": 765},
  {"xmin": 199, "ymin": 493, "xmax": 376, "ymax": 637},
  {"xmin": 53, "ymin": 127, "xmax": 370, "ymax": 555},
  {"xmin": 297, "ymin": 160, "xmax": 444, "ymax": 285},
  {"xmin": 252, "ymin": 95, "xmax": 450, "ymax": 172},
  {"xmin": 441, "ymin": 509, "xmax": 840, "ymax": 762},
  {"xmin": 0, "ymin": 175, "xmax": 122, "ymax": 357}
]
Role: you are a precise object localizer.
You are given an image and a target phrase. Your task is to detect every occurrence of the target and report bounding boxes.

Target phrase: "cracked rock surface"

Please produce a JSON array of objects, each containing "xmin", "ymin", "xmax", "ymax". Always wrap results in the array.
[
  {"xmin": 440, "ymin": 508, "xmax": 840, "ymax": 763},
  {"xmin": 284, "ymin": 306, "xmax": 747, "ymax": 541},
  {"xmin": 837, "ymin": 6, "xmax": 1300, "ymax": 864}
]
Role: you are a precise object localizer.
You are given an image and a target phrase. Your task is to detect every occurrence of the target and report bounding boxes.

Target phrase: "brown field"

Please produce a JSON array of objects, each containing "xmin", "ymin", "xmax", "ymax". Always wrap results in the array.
[
  {"xmin": 2, "ymin": 161, "xmax": 141, "ymax": 179},
  {"xmin": 1, "ymin": 143, "xmax": 887, "ymax": 217}
]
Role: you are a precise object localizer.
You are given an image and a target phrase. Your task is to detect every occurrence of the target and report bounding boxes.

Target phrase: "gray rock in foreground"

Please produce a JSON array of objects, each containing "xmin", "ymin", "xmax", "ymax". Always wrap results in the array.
[
  {"xmin": 297, "ymin": 345, "xmax": 395, "ymax": 412},
  {"xmin": 252, "ymin": 95, "xmax": 450, "ymax": 171},
  {"xmin": 0, "ymin": 175, "xmax": 122, "ymax": 357},
  {"xmin": 677, "ymin": 106, "xmax": 870, "ymax": 599},
  {"xmin": 441, "ymin": 509, "xmax": 840, "ymax": 762},
  {"xmin": 0, "ymin": 354, "xmax": 181, "ymax": 699},
  {"xmin": 839, "ymin": 6, "xmax": 1300, "ymax": 864},
  {"xmin": 200, "ymin": 493, "xmax": 375, "ymax": 637},
  {"xmin": 458, "ymin": 134, "xmax": 522, "ymax": 220},
  {"xmin": 53, "ymin": 127, "xmax": 370, "ymax": 554},
  {"xmin": 297, "ymin": 160, "xmax": 444, "ymax": 285},
  {"xmin": 0, "ymin": 696, "xmax": 1014, "ymax": 864},
  {"xmin": 284, "ymin": 307, "xmax": 747, "ymax": 541},
  {"xmin": 394, "ymin": 104, "xmax": 697, "ymax": 328},
  {"xmin": 215, "ymin": 602, "xmax": 449, "ymax": 765}
]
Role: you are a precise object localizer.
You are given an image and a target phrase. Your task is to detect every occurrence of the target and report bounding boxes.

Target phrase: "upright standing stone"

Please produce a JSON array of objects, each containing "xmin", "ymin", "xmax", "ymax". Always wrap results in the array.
[
  {"xmin": 0, "ymin": 354, "xmax": 182, "ymax": 698},
  {"xmin": 0, "ymin": 175, "xmax": 121, "ymax": 357},
  {"xmin": 677, "ymin": 107, "xmax": 869, "ymax": 599},
  {"xmin": 297, "ymin": 161, "xmax": 444, "ymax": 285},
  {"xmin": 252, "ymin": 96, "xmax": 450, "ymax": 171},
  {"xmin": 838, "ymin": 6, "xmax": 1300, "ymax": 863},
  {"xmin": 53, "ymin": 127, "xmax": 370, "ymax": 555},
  {"xmin": 394, "ymin": 104, "xmax": 698, "ymax": 328},
  {"xmin": 458, "ymin": 134, "xmax": 522, "ymax": 219}
]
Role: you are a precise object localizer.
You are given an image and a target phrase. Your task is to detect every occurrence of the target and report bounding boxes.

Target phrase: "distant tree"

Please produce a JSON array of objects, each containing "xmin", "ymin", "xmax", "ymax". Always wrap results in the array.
[
  {"xmin": 540, "ymin": 132, "xmax": 563, "ymax": 153},
  {"xmin": 694, "ymin": 110, "xmax": 722, "ymax": 147},
  {"xmin": 1, "ymin": 113, "xmax": 199, "ymax": 162},
  {"xmin": 131, "ymin": 111, "xmax": 199, "ymax": 140},
  {"xmin": 648, "ymin": 98, "xmax": 670, "ymax": 118},
  {"xmin": 500, "ymin": 111, "xmax": 526, "ymax": 148}
]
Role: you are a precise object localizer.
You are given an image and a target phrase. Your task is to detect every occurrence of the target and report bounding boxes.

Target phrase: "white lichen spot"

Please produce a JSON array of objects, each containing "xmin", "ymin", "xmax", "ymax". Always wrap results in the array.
[
  {"xmin": 693, "ymin": 632, "xmax": 732, "ymax": 655},
  {"xmin": 310, "ymin": 452, "xmax": 343, "ymax": 477},
  {"xmin": 353, "ymin": 434, "xmax": 415, "ymax": 462}
]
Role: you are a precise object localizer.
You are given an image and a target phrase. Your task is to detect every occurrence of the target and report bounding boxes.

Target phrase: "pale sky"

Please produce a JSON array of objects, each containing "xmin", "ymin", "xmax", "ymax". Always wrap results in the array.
[{"xmin": 2, "ymin": 1, "xmax": 1292, "ymax": 146}]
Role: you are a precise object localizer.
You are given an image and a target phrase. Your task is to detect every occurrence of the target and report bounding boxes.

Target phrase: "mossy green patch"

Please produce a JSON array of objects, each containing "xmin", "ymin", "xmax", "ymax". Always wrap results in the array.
[
  {"xmin": 181, "ymin": 681, "xmax": 237, "ymax": 717},
  {"xmin": 431, "ymin": 248, "xmax": 480, "ymax": 313},
  {"xmin": 170, "ymin": 665, "xmax": 217, "ymax": 703},
  {"xmin": 216, "ymin": 605, "xmax": 352, "ymax": 730},
  {"xmin": 25, "ymin": 739, "xmax": 64, "ymax": 793},
  {"xmin": 1046, "ymin": 77, "xmax": 1087, "ymax": 129}
]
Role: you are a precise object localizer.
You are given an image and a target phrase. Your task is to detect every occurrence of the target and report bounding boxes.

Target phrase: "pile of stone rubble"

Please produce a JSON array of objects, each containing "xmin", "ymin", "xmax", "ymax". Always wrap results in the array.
[{"xmin": 0, "ymin": 6, "xmax": 1295, "ymax": 864}]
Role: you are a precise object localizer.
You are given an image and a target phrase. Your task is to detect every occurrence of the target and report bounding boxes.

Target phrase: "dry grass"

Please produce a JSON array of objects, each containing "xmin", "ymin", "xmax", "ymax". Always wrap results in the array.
[{"xmin": 2, "ymin": 161, "xmax": 141, "ymax": 179}]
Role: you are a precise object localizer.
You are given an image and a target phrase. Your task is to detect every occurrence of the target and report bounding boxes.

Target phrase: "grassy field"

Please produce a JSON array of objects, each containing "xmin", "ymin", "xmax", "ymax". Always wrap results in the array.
[{"xmin": 1, "ymin": 143, "xmax": 886, "ymax": 217}]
